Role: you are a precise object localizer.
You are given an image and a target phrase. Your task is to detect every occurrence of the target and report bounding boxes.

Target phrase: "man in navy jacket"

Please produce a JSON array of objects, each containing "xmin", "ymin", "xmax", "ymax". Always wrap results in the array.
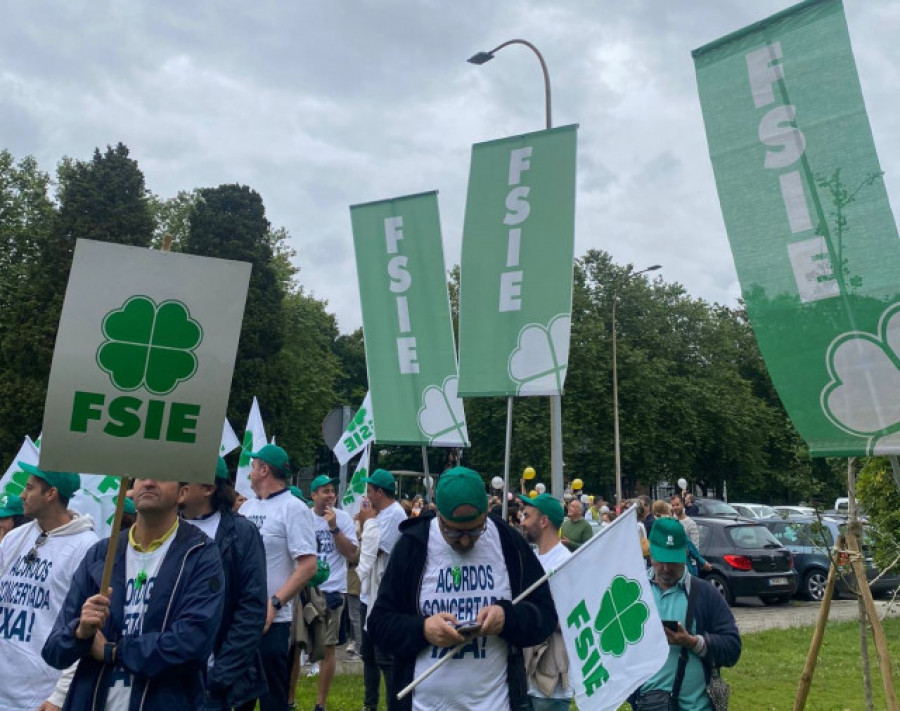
[{"xmin": 42, "ymin": 478, "xmax": 224, "ymax": 710}]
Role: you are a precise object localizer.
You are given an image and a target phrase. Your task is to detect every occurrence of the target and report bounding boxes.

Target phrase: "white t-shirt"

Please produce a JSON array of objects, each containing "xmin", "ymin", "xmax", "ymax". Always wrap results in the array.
[
  {"xmin": 377, "ymin": 500, "xmax": 407, "ymax": 556},
  {"xmin": 104, "ymin": 528, "xmax": 177, "ymax": 711},
  {"xmin": 530, "ymin": 542, "xmax": 574, "ymax": 700},
  {"xmin": 412, "ymin": 518, "xmax": 512, "ymax": 711},
  {"xmin": 240, "ymin": 488, "xmax": 317, "ymax": 623},
  {"xmin": 313, "ymin": 508, "xmax": 358, "ymax": 593},
  {"xmin": 187, "ymin": 511, "xmax": 221, "ymax": 541},
  {"xmin": 0, "ymin": 516, "xmax": 97, "ymax": 711}
]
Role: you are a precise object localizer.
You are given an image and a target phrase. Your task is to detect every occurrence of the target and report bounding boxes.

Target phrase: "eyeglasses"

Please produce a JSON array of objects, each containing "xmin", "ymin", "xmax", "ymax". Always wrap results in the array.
[
  {"xmin": 24, "ymin": 531, "xmax": 49, "ymax": 564},
  {"xmin": 439, "ymin": 519, "xmax": 487, "ymax": 542}
]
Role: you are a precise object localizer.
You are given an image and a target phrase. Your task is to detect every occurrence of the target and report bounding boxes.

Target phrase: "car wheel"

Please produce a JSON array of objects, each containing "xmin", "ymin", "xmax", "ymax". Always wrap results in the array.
[
  {"xmin": 707, "ymin": 573, "xmax": 734, "ymax": 606},
  {"xmin": 804, "ymin": 569, "xmax": 828, "ymax": 601},
  {"xmin": 760, "ymin": 594, "xmax": 792, "ymax": 605}
]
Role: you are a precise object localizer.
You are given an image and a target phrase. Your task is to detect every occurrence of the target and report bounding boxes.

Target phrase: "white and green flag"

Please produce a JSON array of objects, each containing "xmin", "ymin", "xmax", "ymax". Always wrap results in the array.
[
  {"xmin": 458, "ymin": 126, "xmax": 578, "ymax": 397},
  {"xmin": 549, "ymin": 508, "xmax": 668, "ymax": 710},
  {"xmin": 0, "ymin": 436, "xmax": 40, "ymax": 499},
  {"xmin": 236, "ymin": 396, "xmax": 267, "ymax": 498},
  {"xmin": 694, "ymin": 0, "xmax": 900, "ymax": 456},
  {"xmin": 333, "ymin": 392, "xmax": 375, "ymax": 465},
  {"xmin": 70, "ymin": 474, "xmax": 124, "ymax": 538},
  {"xmin": 350, "ymin": 192, "xmax": 468, "ymax": 446},
  {"xmin": 341, "ymin": 444, "xmax": 370, "ymax": 516},
  {"xmin": 221, "ymin": 418, "xmax": 241, "ymax": 455}
]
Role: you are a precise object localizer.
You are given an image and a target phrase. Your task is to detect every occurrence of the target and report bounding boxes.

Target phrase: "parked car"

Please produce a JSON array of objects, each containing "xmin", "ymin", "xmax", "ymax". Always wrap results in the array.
[
  {"xmin": 766, "ymin": 517, "xmax": 900, "ymax": 599},
  {"xmin": 731, "ymin": 503, "xmax": 777, "ymax": 519},
  {"xmin": 773, "ymin": 505, "xmax": 818, "ymax": 519},
  {"xmin": 692, "ymin": 498, "xmax": 741, "ymax": 518},
  {"xmin": 695, "ymin": 517, "xmax": 797, "ymax": 605}
]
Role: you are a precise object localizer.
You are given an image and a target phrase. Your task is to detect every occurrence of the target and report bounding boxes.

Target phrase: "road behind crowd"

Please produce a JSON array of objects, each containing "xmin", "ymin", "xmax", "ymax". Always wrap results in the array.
[{"xmin": 731, "ymin": 597, "xmax": 900, "ymax": 633}]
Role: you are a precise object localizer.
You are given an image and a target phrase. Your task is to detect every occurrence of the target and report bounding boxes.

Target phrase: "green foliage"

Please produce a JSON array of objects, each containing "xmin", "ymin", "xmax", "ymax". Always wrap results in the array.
[{"xmin": 857, "ymin": 458, "xmax": 900, "ymax": 571}]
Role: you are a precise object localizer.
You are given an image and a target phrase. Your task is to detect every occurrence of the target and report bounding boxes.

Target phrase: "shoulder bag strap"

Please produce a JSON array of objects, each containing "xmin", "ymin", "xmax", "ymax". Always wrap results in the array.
[{"xmin": 670, "ymin": 578, "xmax": 697, "ymax": 705}]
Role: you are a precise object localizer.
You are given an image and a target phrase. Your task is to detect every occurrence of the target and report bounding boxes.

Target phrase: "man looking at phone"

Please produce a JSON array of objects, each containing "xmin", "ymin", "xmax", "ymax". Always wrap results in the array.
[
  {"xmin": 309, "ymin": 475, "xmax": 358, "ymax": 711},
  {"xmin": 632, "ymin": 518, "xmax": 740, "ymax": 710},
  {"xmin": 368, "ymin": 466, "xmax": 557, "ymax": 711}
]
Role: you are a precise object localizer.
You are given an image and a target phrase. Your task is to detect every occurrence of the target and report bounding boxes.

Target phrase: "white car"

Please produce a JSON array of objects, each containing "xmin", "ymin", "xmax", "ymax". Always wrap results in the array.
[
  {"xmin": 773, "ymin": 505, "xmax": 818, "ymax": 519},
  {"xmin": 731, "ymin": 503, "xmax": 777, "ymax": 519}
]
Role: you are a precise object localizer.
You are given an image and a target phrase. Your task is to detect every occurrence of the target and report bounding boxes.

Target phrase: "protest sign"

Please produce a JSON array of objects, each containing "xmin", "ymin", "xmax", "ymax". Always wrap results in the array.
[{"xmin": 39, "ymin": 239, "xmax": 250, "ymax": 481}]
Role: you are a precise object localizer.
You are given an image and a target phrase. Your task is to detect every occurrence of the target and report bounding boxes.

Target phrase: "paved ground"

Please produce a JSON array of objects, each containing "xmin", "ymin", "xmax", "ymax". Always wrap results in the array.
[{"xmin": 731, "ymin": 596, "xmax": 900, "ymax": 634}]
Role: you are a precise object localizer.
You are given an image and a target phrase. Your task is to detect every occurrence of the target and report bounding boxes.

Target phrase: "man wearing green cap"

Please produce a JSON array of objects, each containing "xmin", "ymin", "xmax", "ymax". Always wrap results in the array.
[
  {"xmin": 0, "ymin": 493, "xmax": 28, "ymax": 540},
  {"xmin": 309, "ymin": 474, "xmax": 358, "ymax": 711},
  {"xmin": 519, "ymin": 494, "xmax": 573, "ymax": 710},
  {"xmin": 631, "ymin": 517, "xmax": 740, "ymax": 710},
  {"xmin": 368, "ymin": 466, "xmax": 557, "ymax": 711},
  {"xmin": 0, "ymin": 463, "xmax": 97, "ymax": 711},
  {"xmin": 180, "ymin": 458, "xmax": 268, "ymax": 709},
  {"xmin": 238, "ymin": 444, "xmax": 317, "ymax": 711}
]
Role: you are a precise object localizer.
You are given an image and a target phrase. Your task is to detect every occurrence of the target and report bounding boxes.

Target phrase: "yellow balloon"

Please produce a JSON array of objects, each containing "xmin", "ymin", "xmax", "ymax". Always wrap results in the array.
[
  {"xmin": 528, "ymin": 490, "xmax": 538, "ymax": 498},
  {"xmin": 523, "ymin": 467, "xmax": 536, "ymax": 480},
  {"xmin": 572, "ymin": 478, "xmax": 584, "ymax": 490}
]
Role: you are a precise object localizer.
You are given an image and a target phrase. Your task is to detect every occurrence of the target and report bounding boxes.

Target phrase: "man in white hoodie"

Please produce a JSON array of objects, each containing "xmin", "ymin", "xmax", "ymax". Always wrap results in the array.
[{"xmin": 0, "ymin": 464, "xmax": 97, "ymax": 711}]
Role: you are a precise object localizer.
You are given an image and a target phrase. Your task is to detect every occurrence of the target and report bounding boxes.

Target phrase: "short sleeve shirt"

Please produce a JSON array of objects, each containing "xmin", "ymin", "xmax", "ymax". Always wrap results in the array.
[
  {"xmin": 313, "ymin": 508, "xmax": 358, "ymax": 593},
  {"xmin": 240, "ymin": 488, "xmax": 317, "ymax": 622},
  {"xmin": 376, "ymin": 500, "xmax": 407, "ymax": 556}
]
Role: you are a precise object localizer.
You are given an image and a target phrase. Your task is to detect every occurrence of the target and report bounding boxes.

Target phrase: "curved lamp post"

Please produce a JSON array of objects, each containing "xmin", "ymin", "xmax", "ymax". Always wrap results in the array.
[{"xmin": 612, "ymin": 264, "xmax": 661, "ymax": 511}]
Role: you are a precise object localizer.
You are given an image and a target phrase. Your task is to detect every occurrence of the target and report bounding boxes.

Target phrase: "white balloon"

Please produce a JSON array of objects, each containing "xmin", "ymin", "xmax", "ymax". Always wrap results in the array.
[
  {"xmin": 677, "ymin": 478, "xmax": 688, "ymax": 491},
  {"xmin": 491, "ymin": 476, "xmax": 504, "ymax": 490},
  {"xmin": 424, "ymin": 476, "xmax": 434, "ymax": 489},
  {"xmin": 580, "ymin": 494, "xmax": 590, "ymax": 504},
  {"xmin": 535, "ymin": 483, "xmax": 546, "ymax": 494}
]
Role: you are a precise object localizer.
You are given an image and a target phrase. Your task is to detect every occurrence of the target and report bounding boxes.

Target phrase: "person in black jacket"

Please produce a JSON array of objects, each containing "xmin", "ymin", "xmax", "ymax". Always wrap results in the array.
[
  {"xmin": 367, "ymin": 466, "xmax": 557, "ymax": 711},
  {"xmin": 180, "ymin": 457, "xmax": 268, "ymax": 709}
]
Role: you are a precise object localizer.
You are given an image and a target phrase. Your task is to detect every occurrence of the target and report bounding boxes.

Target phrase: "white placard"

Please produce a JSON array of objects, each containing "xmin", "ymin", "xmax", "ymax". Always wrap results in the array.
[{"xmin": 40, "ymin": 239, "xmax": 251, "ymax": 483}]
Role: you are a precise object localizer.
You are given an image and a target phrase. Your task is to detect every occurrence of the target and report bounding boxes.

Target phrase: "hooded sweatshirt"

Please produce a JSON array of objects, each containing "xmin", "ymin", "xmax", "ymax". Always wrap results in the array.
[{"xmin": 0, "ymin": 513, "xmax": 97, "ymax": 710}]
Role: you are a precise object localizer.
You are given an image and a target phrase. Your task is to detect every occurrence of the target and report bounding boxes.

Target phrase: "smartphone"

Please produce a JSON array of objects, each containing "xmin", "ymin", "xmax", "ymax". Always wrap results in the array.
[
  {"xmin": 455, "ymin": 620, "xmax": 482, "ymax": 635},
  {"xmin": 662, "ymin": 620, "xmax": 680, "ymax": 632}
]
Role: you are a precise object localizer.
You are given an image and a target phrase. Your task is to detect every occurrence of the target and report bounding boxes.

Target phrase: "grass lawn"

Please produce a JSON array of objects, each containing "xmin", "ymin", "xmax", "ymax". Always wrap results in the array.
[{"xmin": 292, "ymin": 617, "xmax": 900, "ymax": 710}]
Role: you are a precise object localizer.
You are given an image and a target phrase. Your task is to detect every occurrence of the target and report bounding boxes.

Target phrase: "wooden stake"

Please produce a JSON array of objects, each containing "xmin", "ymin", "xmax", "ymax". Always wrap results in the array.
[
  {"xmin": 793, "ymin": 551, "xmax": 837, "ymax": 710},
  {"xmin": 99, "ymin": 483, "xmax": 128, "ymax": 594}
]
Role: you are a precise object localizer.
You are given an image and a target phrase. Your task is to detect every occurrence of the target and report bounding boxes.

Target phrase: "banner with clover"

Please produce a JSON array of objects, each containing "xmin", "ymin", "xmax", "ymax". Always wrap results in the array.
[
  {"xmin": 457, "ymin": 125, "xmax": 577, "ymax": 398},
  {"xmin": 350, "ymin": 192, "xmax": 468, "ymax": 446},
  {"xmin": 340, "ymin": 444, "xmax": 370, "ymax": 516},
  {"xmin": 694, "ymin": 0, "xmax": 900, "ymax": 456},
  {"xmin": 549, "ymin": 508, "xmax": 668, "ymax": 710},
  {"xmin": 333, "ymin": 391, "xmax": 375, "ymax": 465},
  {"xmin": 39, "ymin": 239, "xmax": 251, "ymax": 481}
]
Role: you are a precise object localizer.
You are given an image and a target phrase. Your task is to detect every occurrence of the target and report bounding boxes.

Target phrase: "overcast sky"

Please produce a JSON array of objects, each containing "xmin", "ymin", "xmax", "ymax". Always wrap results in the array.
[{"xmin": 3, "ymin": 1, "xmax": 899, "ymax": 334}]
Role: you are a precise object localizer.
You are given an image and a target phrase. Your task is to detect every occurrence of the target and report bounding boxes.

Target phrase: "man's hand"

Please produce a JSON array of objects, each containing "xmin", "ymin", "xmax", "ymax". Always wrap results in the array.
[
  {"xmin": 423, "ymin": 613, "xmax": 465, "ymax": 648},
  {"xmin": 36, "ymin": 703, "xmax": 61, "ymax": 711},
  {"xmin": 357, "ymin": 501, "xmax": 377, "ymax": 524},
  {"xmin": 323, "ymin": 506, "xmax": 337, "ymax": 529},
  {"xmin": 88, "ymin": 629, "xmax": 108, "ymax": 662},
  {"xmin": 75, "ymin": 590, "xmax": 111, "ymax": 640},
  {"xmin": 664, "ymin": 622, "xmax": 697, "ymax": 648},
  {"xmin": 475, "ymin": 604, "xmax": 505, "ymax": 636},
  {"xmin": 264, "ymin": 600, "xmax": 276, "ymax": 634}
]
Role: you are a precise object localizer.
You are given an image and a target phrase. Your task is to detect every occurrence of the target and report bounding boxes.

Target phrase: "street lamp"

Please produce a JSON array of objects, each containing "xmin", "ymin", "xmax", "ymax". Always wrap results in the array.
[
  {"xmin": 612, "ymin": 264, "xmax": 661, "ymax": 511},
  {"xmin": 468, "ymin": 39, "xmax": 563, "ymax": 518}
]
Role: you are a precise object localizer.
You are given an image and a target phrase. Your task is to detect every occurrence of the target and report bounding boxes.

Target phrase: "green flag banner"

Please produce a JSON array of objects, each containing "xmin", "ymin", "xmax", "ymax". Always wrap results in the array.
[
  {"xmin": 350, "ymin": 192, "xmax": 468, "ymax": 446},
  {"xmin": 694, "ymin": 0, "xmax": 900, "ymax": 457},
  {"xmin": 458, "ymin": 125, "xmax": 578, "ymax": 397}
]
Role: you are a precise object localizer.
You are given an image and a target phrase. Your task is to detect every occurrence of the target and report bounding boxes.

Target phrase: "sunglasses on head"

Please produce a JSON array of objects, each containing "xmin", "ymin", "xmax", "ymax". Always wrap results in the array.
[{"xmin": 24, "ymin": 531, "xmax": 49, "ymax": 565}]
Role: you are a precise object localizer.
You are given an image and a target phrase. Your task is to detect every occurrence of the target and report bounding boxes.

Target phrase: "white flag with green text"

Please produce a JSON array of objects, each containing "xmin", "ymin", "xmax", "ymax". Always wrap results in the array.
[
  {"xmin": 0, "ymin": 436, "xmax": 40, "ymax": 498},
  {"xmin": 333, "ymin": 392, "xmax": 375, "ymax": 465},
  {"xmin": 221, "ymin": 419, "xmax": 241, "ymax": 455},
  {"xmin": 236, "ymin": 397, "xmax": 268, "ymax": 499},
  {"xmin": 340, "ymin": 445, "xmax": 370, "ymax": 516},
  {"xmin": 548, "ymin": 508, "xmax": 668, "ymax": 710}
]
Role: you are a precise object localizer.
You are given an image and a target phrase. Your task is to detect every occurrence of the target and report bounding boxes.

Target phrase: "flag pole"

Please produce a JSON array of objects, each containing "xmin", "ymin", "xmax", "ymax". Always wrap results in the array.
[
  {"xmin": 397, "ymin": 508, "xmax": 638, "ymax": 700},
  {"xmin": 501, "ymin": 397, "xmax": 513, "ymax": 522}
]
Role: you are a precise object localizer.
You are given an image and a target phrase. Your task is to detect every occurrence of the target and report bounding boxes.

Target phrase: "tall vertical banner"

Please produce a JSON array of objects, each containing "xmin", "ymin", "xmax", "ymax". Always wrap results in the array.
[
  {"xmin": 458, "ymin": 125, "xmax": 578, "ymax": 397},
  {"xmin": 350, "ymin": 192, "xmax": 468, "ymax": 446},
  {"xmin": 39, "ymin": 239, "xmax": 251, "ymax": 480},
  {"xmin": 693, "ymin": 0, "xmax": 900, "ymax": 456}
]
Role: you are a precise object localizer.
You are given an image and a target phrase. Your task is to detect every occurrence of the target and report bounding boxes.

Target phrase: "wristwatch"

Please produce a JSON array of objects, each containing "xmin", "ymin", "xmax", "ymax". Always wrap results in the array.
[
  {"xmin": 270, "ymin": 595, "xmax": 283, "ymax": 610},
  {"xmin": 329, "ymin": 527, "xmax": 339, "ymax": 535}
]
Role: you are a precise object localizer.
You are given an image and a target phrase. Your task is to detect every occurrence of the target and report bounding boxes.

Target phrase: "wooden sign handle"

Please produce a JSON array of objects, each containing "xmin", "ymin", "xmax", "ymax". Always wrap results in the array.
[{"xmin": 99, "ymin": 482, "xmax": 129, "ymax": 595}]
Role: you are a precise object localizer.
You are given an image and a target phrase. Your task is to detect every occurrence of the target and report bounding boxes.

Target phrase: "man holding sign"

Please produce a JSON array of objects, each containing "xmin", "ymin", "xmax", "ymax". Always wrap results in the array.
[
  {"xmin": 42, "ymin": 478, "xmax": 225, "ymax": 709},
  {"xmin": 368, "ymin": 466, "xmax": 557, "ymax": 711}
]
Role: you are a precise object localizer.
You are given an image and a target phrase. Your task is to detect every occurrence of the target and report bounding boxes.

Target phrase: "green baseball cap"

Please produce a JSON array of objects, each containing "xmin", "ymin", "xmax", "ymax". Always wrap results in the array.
[
  {"xmin": 435, "ymin": 467, "xmax": 487, "ymax": 523},
  {"xmin": 649, "ymin": 517, "xmax": 687, "ymax": 563},
  {"xmin": 18, "ymin": 462, "xmax": 81, "ymax": 500},
  {"xmin": 289, "ymin": 486, "xmax": 310, "ymax": 505},
  {"xmin": 518, "ymin": 493, "xmax": 565, "ymax": 529},
  {"xmin": 123, "ymin": 497, "xmax": 136, "ymax": 516},
  {"xmin": 215, "ymin": 457, "xmax": 229, "ymax": 481},
  {"xmin": 249, "ymin": 444, "xmax": 290, "ymax": 474},
  {"xmin": 309, "ymin": 558, "xmax": 331, "ymax": 587},
  {"xmin": 362, "ymin": 469, "xmax": 395, "ymax": 492},
  {"xmin": 310, "ymin": 475, "xmax": 338, "ymax": 492},
  {"xmin": 0, "ymin": 493, "xmax": 24, "ymax": 518}
]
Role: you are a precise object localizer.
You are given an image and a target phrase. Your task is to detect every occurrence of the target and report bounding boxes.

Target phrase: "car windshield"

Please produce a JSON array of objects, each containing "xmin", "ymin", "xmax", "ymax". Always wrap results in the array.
[
  {"xmin": 751, "ymin": 505, "xmax": 777, "ymax": 518},
  {"xmin": 768, "ymin": 521, "xmax": 834, "ymax": 548},
  {"xmin": 702, "ymin": 500, "xmax": 739, "ymax": 516},
  {"xmin": 727, "ymin": 524, "xmax": 782, "ymax": 549}
]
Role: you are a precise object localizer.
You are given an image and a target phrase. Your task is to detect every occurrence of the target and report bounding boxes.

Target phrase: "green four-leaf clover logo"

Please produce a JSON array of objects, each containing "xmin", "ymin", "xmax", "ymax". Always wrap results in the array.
[
  {"xmin": 96, "ymin": 296, "xmax": 203, "ymax": 396},
  {"xmin": 593, "ymin": 575, "xmax": 649, "ymax": 656}
]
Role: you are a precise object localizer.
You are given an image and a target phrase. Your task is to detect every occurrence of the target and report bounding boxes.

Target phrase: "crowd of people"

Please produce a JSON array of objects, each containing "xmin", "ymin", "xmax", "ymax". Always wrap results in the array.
[{"xmin": 0, "ymin": 452, "xmax": 740, "ymax": 711}]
